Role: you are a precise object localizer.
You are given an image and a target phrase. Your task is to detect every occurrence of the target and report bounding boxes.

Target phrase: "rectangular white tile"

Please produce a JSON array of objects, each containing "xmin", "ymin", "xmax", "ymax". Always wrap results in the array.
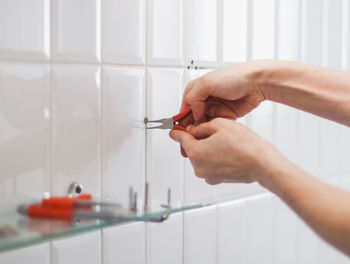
[
  {"xmin": 0, "ymin": 243, "xmax": 50, "ymax": 264},
  {"xmin": 147, "ymin": 68, "xmax": 184, "ymax": 209},
  {"xmin": 52, "ymin": 65, "xmax": 101, "ymax": 196},
  {"xmin": 295, "ymin": 217, "xmax": 320, "ymax": 263},
  {"xmin": 247, "ymin": 101, "xmax": 275, "ymax": 143},
  {"xmin": 52, "ymin": 231, "xmax": 101, "ymax": 264},
  {"xmin": 323, "ymin": 0, "xmax": 343, "ymax": 70},
  {"xmin": 184, "ymin": 158, "xmax": 216, "ymax": 204},
  {"xmin": 186, "ymin": 0, "xmax": 217, "ymax": 66},
  {"xmin": 148, "ymin": 0, "xmax": 183, "ymax": 66},
  {"xmin": 251, "ymin": 0, "xmax": 275, "ymax": 59},
  {"xmin": 317, "ymin": 239, "xmax": 340, "ymax": 264},
  {"xmin": 52, "ymin": 0, "xmax": 101, "ymax": 63},
  {"xmin": 184, "ymin": 206, "xmax": 216, "ymax": 264},
  {"xmin": 103, "ymin": 0, "xmax": 145, "ymax": 64},
  {"xmin": 0, "ymin": 0, "xmax": 50, "ymax": 61},
  {"xmin": 183, "ymin": 69, "xmax": 215, "ymax": 204},
  {"xmin": 340, "ymin": 125, "xmax": 350, "ymax": 176},
  {"xmin": 278, "ymin": 0, "xmax": 300, "ymax": 60},
  {"xmin": 0, "ymin": 63, "xmax": 50, "ymax": 198},
  {"xmin": 344, "ymin": 0, "xmax": 350, "ymax": 71},
  {"xmin": 102, "ymin": 67, "xmax": 145, "ymax": 205},
  {"xmin": 222, "ymin": 0, "xmax": 248, "ymax": 63},
  {"xmin": 301, "ymin": 0, "xmax": 323, "ymax": 65},
  {"xmin": 298, "ymin": 112, "xmax": 321, "ymax": 177},
  {"xmin": 319, "ymin": 120, "xmax": 340, "ymax": 180},
  {"xmin": 271, "ymin": 196, "xmax": 297, "ymax": 264},
  {"xmin": 275, "ymin": 104, "xmax": 299, "ymax": 164},
  {"xmin": 146, "ymin": 213, "xmax": 183, "ymax": 264},
  {"xmin": 246, "ymin": 194, "xmax": 273, "ymax": 264},
  {"xmin": 103, "ymin": 222, "xmax": 145, "ymax": 264},
  {"xmin": 217, "ymin": 199, "xmax": 247, "ymax": 264}
]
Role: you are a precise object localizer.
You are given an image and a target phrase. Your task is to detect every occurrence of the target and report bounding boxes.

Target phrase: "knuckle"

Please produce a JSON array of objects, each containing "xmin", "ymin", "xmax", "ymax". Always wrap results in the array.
[
  {"xmin": 194, "ymin": 168, "xmax": 206, "ymax": 179},
  {"xmin": 199, "ymin": 75, "xmax": 214, "ymax": 89}
]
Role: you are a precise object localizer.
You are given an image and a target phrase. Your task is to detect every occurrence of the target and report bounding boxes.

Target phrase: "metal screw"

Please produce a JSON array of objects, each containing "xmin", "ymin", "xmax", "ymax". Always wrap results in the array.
[{"xmin": 67, "ymin": 182, "xmax": 84, "ymax": 197}]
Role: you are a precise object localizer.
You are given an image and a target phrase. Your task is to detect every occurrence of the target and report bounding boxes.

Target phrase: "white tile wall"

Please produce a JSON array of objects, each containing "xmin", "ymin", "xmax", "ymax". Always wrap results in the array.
[
  {"xmin": 246, "ymin": 194, "xmax": 273, "ymax": 264},
  {"xmin": 217, "ymin": 199, "xmax": 247, "ymax": 264},
  {"xmin": 102, "ymin": 67, "xmax": 145, "ymax": 204},
  {"xmin": 0, "ymin": 0, "xmax": 50, "ymax": 61},
  {"xmin": 147, "ymin": 68, "xmax": 184, "ymax": 209},
  {"xmin": 0, "ymin": 63, "xmax": 50, "ymax": 198},
  {"xmin": 251, "ymin": 0, "xmax": 275, "ymax": 60},
  {"xmin": 184, "ymin": 206, "xmax": 216, "ymax": 264},
  {"xmin": 148, "ymin": 0, "xmax": 184, "ymax": 66},
  {"xmin": 222, "ymin": 0, "xmax": 247, "ymax": 63},
  {"xmin": 0, "ymin": 243, "xmax": 50, "ymax": 264},
  {"xmin": 186, "ymin": 0, "xmax": 217, "ymax": 66},
  {"xmin": 51, "ymin": 0, "xmax": 101, "ymax": 63},
  {"xmin": 51, "ymin": 64, "xmax": 101, "ymax": 196},
  {"xmin": 146, "ymin": 213, "xmax": 183, "ymax": 264},
  {"xmin": 52, "ymin": 231, "xmax": 101, "ymax": 264},
  {"xmin": 1, "ymin": 0, "xmax": 350, "ymax": 263},
  {"xmin": 102, "ymin": 0, "xmax": 145, "ymax": 64},
  {"xmin": 103, "ymin": 222, "xmax": 145, "ymax": 264}
]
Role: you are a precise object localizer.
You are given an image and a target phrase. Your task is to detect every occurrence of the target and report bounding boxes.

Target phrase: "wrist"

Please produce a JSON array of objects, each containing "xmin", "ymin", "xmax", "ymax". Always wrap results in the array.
[{"xmin": 247, "ymin": 59, "xmax": 299, "ymax": 102}]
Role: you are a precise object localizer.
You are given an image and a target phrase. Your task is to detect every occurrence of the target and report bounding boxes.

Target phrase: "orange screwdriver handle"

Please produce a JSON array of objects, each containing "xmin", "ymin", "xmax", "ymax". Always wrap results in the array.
[
  {"xmin": 42, "ymin": 193, "xmax": 92, "ymax": 208},
  {"xmin": 28, "ymin": 204, "xmax": 72, "ymax": 220}
]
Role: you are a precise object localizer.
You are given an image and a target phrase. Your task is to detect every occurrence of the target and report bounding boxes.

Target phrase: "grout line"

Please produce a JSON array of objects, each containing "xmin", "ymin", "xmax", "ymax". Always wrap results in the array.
[
  {"xmin": 341, "ymin": 0, "xmax": 348, "ymax": 70},
  {"xmin": 144, "ymin": 0, "xmax": 150, "ymax": 263},
  {"xmin": 99, "ymin": 0, "xmax": 103, "ymax": 201},
  {"xmin": 216, "ymin": 0, "xmax": 223, "ymax": 67}
]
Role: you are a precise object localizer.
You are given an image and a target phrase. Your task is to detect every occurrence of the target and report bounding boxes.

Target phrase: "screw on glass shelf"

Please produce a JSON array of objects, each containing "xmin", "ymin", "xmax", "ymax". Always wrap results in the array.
[
  {"xmin": 129, "ymin": 186, "xmax": 138, "ymax": 212},
  {"xmin": 191, "ymin": 60, "xmax": 194, "ymax": 65},
  {"xmin": 67, "ymin": 182, "xmax": 84, "ymax": 197},
  {"xmin": 144, "ymin": 182, "xmax": 149, "ymax": 212}
]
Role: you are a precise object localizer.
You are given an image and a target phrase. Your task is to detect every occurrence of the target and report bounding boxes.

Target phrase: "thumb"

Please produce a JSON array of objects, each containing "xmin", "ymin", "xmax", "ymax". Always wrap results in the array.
[
  {"xmin": 169, "ymin": 130, "xmax": 196, "ymax": 153},
  {"xmin": 187, "ymin": 122, "xmax": 217, "ymax": 139}
]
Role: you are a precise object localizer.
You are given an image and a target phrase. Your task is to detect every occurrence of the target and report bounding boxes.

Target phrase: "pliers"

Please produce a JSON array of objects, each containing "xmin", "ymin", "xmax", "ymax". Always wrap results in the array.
[{"xmin": 145, "ymin": 106, "xmax": 192, "ymax": 131}]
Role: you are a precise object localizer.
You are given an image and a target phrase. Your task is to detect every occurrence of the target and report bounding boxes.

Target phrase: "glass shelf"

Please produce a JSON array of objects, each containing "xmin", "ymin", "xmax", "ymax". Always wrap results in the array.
[{"xmin": 0, "ymin": 195, "xmax": 203, "ymax": 253}]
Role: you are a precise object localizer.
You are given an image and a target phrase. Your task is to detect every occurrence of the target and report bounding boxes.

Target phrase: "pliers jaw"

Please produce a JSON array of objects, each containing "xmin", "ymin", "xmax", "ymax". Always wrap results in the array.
[{"xmin": 145, "ymin": 117, "xmax": 174, "ymax": 130}]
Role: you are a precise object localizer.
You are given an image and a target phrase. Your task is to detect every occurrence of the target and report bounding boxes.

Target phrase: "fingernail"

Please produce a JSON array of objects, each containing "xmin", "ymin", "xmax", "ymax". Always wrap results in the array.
[
  {"xmin": 186, "ymin": 125, "xmax": 193, "ymax": 132},
  {"xmin": 169, "ymin": 130, "xmax": 175, "ymax": 139}
]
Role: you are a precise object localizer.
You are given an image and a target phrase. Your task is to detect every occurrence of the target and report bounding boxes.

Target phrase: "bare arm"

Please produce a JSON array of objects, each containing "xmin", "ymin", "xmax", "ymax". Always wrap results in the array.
[
  {"xmin": 181, "ymin": 60, "xmax": 350, "ymax": 127},
  {"xmin": 170, "ymin": 120, "xmax": 350, "ymax": 257},
  {"xmin": 261, "ymin": 60, "xmax": 350, "ymax": 126},
  {"xmin": 173, "ymin": 60, "xmax": 350, "ymax": 256},
  {"xmin": 263, "ymin": 151, "xmax": 350, "ymax": 256}
]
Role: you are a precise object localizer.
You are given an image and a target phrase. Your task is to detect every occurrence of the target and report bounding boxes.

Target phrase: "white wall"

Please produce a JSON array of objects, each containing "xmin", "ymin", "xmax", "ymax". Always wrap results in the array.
[{"xmin": 1, "ymin": 0, "xmax": 350, "ymax": 263}]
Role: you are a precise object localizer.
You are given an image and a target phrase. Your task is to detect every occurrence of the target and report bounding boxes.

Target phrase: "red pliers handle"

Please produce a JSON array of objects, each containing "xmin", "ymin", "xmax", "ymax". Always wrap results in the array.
[{"xmin": 146, "ymin": 106, "xmax": 193, "ymax": 131}]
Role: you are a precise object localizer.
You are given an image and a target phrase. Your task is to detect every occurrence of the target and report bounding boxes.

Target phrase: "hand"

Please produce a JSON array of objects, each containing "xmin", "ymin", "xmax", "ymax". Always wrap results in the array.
[
  {"xmin": 180, "ymin": 61, "xmax": 269, "ymax": 127},
  {"xmin": 170, "ymin": 118, "xmax": 281, "ymax": 186}
]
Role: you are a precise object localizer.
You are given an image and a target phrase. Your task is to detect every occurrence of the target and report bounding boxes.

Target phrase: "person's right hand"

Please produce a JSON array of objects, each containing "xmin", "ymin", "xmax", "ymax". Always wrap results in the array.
[{"xmin": 180, "ymin": 60, "xmax": 269, "ymax": 127}]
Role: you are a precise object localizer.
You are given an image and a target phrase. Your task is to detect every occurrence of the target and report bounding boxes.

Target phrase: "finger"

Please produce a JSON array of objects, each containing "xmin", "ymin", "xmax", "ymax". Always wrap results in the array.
[
  {"xmin": 205, "ymin": 100, "xmax": 239, "ymax": 119},
  {"xmin": 187, "ymin": 121, "xmax": 218, "ymax": 139},
  {"xmin": 186, "ymin": 79, "xmax": 210, "ymax": 121},
  {"xmin": 205, "ymin": 177, "xmax": 221, "ymax": 185},
  {"xmin": 178, "ymin": 113, "xmax": 194, "ymax": 129},
  {"xmin": 169, "ymin": 130, "xmax": 196, "ymax": 153},
  {"xmin": 180, "ymin": 79, "xmax": 198, "ymax": 111}
]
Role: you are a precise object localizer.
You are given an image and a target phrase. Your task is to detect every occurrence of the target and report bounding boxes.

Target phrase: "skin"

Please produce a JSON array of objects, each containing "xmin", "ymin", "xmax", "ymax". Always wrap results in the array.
[{"xmin": 169, "ymin": 60, "xmax": 350, "ymax": 256}]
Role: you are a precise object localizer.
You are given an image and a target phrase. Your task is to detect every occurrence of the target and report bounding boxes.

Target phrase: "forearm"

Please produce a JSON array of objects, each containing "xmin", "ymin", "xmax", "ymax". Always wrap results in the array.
[
  {"xmin": 258, "ymin": 60, "xmax": 350, "ymax": 126},
  {"xmin": 260, "ymin": 151, "xmax": 350, "ymax": 256}
]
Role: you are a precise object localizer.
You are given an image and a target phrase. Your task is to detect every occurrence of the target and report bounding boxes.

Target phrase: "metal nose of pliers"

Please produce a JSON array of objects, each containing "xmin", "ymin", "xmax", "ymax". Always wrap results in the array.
[{"xmin": 144, "ymin": 117, "xmax": 174, "ymax": 129}]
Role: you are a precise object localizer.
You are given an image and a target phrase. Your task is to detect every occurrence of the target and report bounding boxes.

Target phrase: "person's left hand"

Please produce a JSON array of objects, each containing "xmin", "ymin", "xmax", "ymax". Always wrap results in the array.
[{"xmin": 169, "ymin": 118, "xmax": 280, "ymax": 186}]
